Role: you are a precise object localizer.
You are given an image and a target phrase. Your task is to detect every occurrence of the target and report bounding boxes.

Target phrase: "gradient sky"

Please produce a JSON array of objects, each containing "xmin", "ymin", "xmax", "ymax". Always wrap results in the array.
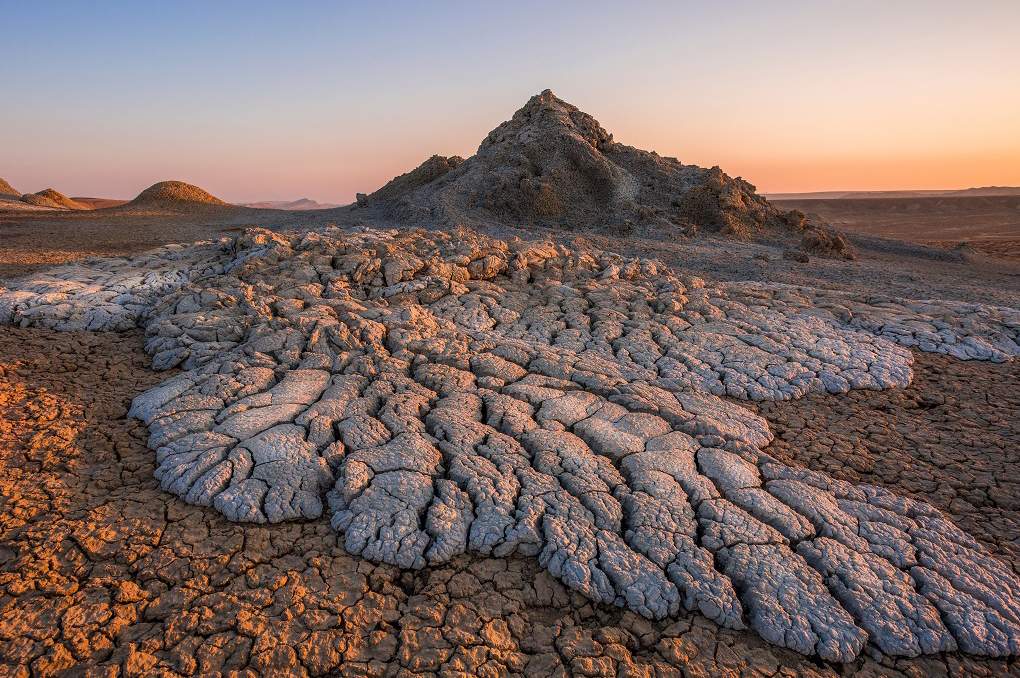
[{"xmin": 2, "ymin": 0, "xmax": 1019, "ymax": 202}]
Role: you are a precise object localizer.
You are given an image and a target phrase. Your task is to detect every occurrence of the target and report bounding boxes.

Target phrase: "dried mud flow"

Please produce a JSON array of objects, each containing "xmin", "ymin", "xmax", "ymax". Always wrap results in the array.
[
  {"xmin": 1, "ymin": 328, "xmax": 1018, "ymax": 678},
  {"xmin": 1, "ymin": 225, "xmax": 1019, "ymax": 665}
]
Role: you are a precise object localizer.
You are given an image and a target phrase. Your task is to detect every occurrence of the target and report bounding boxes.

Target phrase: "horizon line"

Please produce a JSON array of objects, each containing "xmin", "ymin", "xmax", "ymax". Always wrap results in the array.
[{"xmin": 6, "ymin": 182, "xmax": 1018, "ymax": 205}]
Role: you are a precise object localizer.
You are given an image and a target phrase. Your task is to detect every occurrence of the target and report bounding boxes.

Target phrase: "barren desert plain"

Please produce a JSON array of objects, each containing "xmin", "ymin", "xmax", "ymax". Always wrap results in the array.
[{"xmin": 1, "ymin": 92, "xmax": 1019, "ymax": 678}]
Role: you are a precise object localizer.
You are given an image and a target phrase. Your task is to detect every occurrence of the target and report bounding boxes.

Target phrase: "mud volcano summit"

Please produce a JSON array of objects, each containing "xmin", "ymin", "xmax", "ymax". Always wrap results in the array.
[{"xmin": 359, "ymin": 90, "xmax": 850, "ymax": 256}]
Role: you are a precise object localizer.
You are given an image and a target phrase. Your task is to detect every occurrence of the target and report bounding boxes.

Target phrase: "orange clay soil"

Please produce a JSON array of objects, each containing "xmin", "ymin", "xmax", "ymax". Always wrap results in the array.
[{"xmin": 1, "ymin": 327, "xmax": 1017, "ymax": 677}]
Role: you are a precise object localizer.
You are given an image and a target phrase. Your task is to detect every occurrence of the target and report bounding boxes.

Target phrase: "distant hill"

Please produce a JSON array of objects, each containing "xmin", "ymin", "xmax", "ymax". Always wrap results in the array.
[
  {"xmin": 121, "ymin": 181, "xmax": 230, "ymax": 211},
  {"xmin": 361, "ymin": 91, "xmax": 795, "ymax": 237},
  {"xmin": 242, "ymin": 198, "xmax": 341, "ymax": 210},
  {"xmin": 0, "ymin": 180, "xmax": 129, "ymax": 210},
  {"xmin": 943, "ymin": 186, "xmax": 1020, "ymax": 197},
  {"xmin": 0, "ymin": 196, "xmax": 52, "ymax": 212},
  {"xmin": 768, "ymin": 187, "xmax": 1020, "ymax": 200},
  {"xmin": 0, "ymin": 178, "xmax": 20, "ymax": 198},
  {"xmin": 0, "ymin": 188, "xmax": 129, "ymax": 211},
  {"xmin": 20, "ymin": 189, "xmax": 90, "ymax": 210}
]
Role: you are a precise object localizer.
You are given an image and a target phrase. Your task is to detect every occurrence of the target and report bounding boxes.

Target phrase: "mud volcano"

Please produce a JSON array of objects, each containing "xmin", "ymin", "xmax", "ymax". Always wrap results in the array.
[
  {"xmin": 18, "ymin": 188, "xmax": 89, "ymax": 210},
  {"xmin": 120, "ymin": 180, "xmax": 230, "ymax": 211},
  {"xmin": 2, "ymin": 223, "xmax": 1018, "ymax": 663},
  {"xmin": 358, "ymin": 90, "xmax": 853, "ymax": 258}
]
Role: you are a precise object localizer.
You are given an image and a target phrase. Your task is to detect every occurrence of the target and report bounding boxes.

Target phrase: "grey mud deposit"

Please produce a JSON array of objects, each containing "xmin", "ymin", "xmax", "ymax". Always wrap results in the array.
[{"xmin": 1, "ymin": 226, "xmax": 1018, "ymax": 667}]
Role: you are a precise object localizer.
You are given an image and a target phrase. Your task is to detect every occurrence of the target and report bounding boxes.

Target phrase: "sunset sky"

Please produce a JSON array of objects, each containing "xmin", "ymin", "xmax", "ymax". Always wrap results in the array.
[{"xmin": 2, "ymin": 1, "xmax": 1018, "ymax": 203}]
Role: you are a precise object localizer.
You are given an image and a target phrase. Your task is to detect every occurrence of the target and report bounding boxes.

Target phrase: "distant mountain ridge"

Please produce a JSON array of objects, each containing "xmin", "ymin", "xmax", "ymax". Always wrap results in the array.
[
  {"xmin": 19, "ymin": 188, "xmax": 90, "ymax": 210},
  {"xmin": 768, "ymin": 187, "xmax": 1020, "ymax": 201},
  {"xmin": 242, "ymin": 198, "xmax": 341, "ymax": 210}
]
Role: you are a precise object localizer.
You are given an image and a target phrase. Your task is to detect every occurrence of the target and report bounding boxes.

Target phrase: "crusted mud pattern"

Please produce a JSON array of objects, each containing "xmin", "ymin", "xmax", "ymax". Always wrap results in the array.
[
  {"xmin": 2, "ymin": 328, "xmax": 1018, "ymax": 677},
  {"xmin": 754, "ymin": 352, "xmax": 1020, "ymax": 575},
  {"xmin": 1, "ymin": 226, "xmax": 1019, "ymax": 664}
]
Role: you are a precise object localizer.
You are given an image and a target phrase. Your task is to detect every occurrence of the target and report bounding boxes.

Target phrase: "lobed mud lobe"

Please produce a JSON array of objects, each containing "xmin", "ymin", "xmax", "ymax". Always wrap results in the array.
[{"xmin": 1, "ymin": 225, "xmax": 1019, "ymax": 663}]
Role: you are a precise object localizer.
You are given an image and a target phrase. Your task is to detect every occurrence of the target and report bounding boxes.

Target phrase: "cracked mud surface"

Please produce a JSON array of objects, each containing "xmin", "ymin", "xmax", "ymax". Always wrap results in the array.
[
  {"xmin": 2, "ymin": 328, "xmax": 1018, "ymax": 677},
  {"xmin": 752, "ymin": 352, "xmax": 1020, "ymax": 577},
  {"xmin": 2, "ymin": 227, "xmax": 1019, "ymax": 665}
]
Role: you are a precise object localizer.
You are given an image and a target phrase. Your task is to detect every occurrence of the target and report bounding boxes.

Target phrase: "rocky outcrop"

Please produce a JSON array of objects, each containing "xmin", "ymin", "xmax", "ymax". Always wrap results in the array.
[
  {"xmin": 364, "ymin": 90, "xmax": 822, "ymax": 242},
  {"xmin": 784, "ymin": 209, "xmax": 856, "ymax": 260},
  {"xmin": 801, "ymin": 226, "xmax": 855, "ymax": 260},
  {"xmin": 2, "ymin": 226, "xmax": 1018, "ymax": 662}
]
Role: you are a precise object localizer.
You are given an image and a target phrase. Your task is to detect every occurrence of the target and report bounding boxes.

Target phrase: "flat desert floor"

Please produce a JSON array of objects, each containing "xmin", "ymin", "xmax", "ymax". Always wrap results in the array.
[
  {"xmin": 1, "ymin": 205, "xmax": 1019, "ymax": 677},
  {"xmin": 773, "ymin": 195, "xmax": 1020, "ymax": 259},
  {"xmin": 0, "ymin": 206, "xmax": 340, "ymax": 280}
]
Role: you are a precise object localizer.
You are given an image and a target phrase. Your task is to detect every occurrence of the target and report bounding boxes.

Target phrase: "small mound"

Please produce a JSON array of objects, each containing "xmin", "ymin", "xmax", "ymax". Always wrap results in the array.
[
  {"xmin": 785, "ymin": 210, "xmax": 857, "ymax": 260},
  {"xmin": 20, "ymin": 189, "xmax": 90, "ymax": 210},
  {"xmin": 800, "ymin": 226, "xmax": 855, "ymax": 260},
  {"xmin": 0, "ymin": 178, "xmax": 20, "ymax": 198},
  {"xmin": 126, "ymin": 181, "xmax": 229, "ymax": 209}
]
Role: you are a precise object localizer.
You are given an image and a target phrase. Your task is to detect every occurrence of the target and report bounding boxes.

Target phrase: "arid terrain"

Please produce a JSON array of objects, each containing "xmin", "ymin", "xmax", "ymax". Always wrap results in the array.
[
  {"xmin": 1, "ymin": 92, "xmax": 1018, "ymax": 676},
  {"xmin": 772, "ymin": 194, "xmax": 1020, "ymax": 260},
  {"xmin": 1, "ymin": 328, "xmax": 1017, "ymax": 676},
  {"xmin": 0, "ymin": 186, "xmax": 338, "ymax": 280}
]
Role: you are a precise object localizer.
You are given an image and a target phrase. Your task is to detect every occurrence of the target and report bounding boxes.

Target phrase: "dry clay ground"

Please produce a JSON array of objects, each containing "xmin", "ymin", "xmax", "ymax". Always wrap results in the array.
[
  {"xmin": 1, "ymin": 203, "xmax": 1019, "ymax": 676},
  {"xmin": 2, "ymin": 324, "xmax": 1018, "ymax": 678},
  {"xmin": 772, "ymin": 195, "xmax": 1020, "ymax": 260},
  {"xmin": 0, "ymin": 207, "xmax": 338, "ymax": 280}
]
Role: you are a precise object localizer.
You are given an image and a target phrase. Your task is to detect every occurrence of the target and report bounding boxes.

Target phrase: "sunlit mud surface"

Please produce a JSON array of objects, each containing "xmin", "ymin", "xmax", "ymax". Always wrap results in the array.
[{"xmin": 2, "ymin": 327, "xmax": 1017, "ymax": 677}]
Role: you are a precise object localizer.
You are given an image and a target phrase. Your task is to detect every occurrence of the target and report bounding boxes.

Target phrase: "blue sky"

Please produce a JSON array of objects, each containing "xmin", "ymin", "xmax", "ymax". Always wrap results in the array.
[{"xmin": 2, "ymin": 1, "xmax": 1018, "ymax": 201}]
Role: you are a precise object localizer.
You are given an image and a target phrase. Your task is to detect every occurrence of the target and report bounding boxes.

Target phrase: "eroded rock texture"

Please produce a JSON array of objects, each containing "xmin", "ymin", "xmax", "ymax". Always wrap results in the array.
[
  {"xmin": 361, "ymin": 89, "xmax": 812, "ymax": 240},
  {"xmin": 1, "ymin": 226, "xmax": 1019, "ymax": 662}
]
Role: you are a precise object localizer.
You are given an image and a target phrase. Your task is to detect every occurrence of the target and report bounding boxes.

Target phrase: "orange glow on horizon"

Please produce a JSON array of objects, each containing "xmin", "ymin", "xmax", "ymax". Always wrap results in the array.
[{"xmin": 3, "ymin": 2, "xmax": 1018, "ymax": 202}]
